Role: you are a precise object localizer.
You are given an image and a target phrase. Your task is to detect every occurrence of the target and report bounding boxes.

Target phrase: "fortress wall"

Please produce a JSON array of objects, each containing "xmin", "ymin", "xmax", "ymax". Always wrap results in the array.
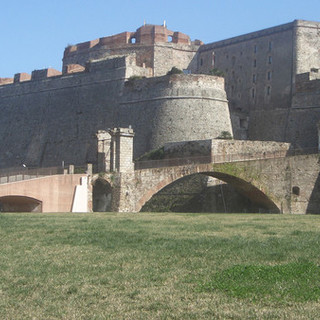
[
  {"xmin": 63, "ymin": 44, "xmax": 155, "ymax": 71},
  {"xmin": 153, "ymin": 44, "xmax": 199, "ymax": 76},
  {"xmin": 248, "ymin": 106, "xmax": 320, "ymax": 150},
  {"xmin": 198, "ymin": 24, "xmax": 294, "ymax": 113},
  {"xmin": 283, "ymin": 74, "xmax": 320, "ymax": 149},
  {"xmin": 198, "ymin": 23, "xmax": 295, "ymax": 143},
  {"xmin": 119, "ymin": 74, "xmax": 232, "ymax": 158},
  {"xmin": 0, "ymin": 57, "xmax": 134, "ymax": 169},
  {"xmin": 247, "ymin": 109, "xmax": 290, "ymax": 143},
  {"xmin": 294, "ymin": 20, "xmax": 320, "ymax": 76}
]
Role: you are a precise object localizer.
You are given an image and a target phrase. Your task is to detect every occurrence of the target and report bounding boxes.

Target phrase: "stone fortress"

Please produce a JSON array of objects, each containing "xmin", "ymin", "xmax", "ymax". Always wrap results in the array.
[{"xmin": 0, "ymin": 20, "xmax": 320, "ymax": 172}]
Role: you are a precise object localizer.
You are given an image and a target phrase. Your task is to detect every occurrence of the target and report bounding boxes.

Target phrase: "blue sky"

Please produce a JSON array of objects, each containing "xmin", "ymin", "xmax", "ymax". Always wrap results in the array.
[{"xmin": 1, "ymin": 0, "xmax": 319, "ymax": 78}]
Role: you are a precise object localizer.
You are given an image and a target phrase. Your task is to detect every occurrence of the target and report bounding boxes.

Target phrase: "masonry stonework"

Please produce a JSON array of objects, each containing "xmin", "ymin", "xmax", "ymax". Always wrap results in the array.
[{"xmin": 0, "ymin": 21, "xmax": 320, "ymax": 217}]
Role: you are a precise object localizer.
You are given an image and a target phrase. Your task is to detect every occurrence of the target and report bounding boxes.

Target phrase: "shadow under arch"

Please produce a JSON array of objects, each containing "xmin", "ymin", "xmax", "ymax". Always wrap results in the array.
[
  {"xmin": 306, "ymin": 172, "xmax": 320, "ymax": 214},
  {"xmin": 0, "ymin": 195, "xmax": 42, "ymax": 212},
  {"xmin": 140, "ymin": 171, "xmax": 280, "ymax": 213},
  {"xmin": 92, "ymin": 178, "xmax": 113, "ymax": 212}
]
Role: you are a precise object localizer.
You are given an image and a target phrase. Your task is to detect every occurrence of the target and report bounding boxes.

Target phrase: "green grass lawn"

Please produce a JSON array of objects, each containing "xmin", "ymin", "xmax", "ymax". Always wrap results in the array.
[{"xmin": 0, "ymin": 212, "xmax": 320, "ymax": 319}]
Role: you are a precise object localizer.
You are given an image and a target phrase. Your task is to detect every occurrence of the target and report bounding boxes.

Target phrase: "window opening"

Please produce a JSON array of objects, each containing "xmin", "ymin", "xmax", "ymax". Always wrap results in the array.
[
  {"xmin": 292, "ymin": 186, "xmax": 300, "ymax": 196},
  {"xmin": 267, "ymin": 86, "xmax": 271, "ymax": 95}
]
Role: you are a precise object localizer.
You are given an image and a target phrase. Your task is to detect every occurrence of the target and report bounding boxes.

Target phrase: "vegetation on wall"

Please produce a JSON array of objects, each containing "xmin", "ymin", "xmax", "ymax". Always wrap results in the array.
[
  {"xmin": 126, "ymin": 75, "xmax": 146, "ymax": 85},
  {"xmin": 217, "ymin": 131, "xmax": 233, "ymax": 139},
  {"xmin": 135, "ymin": 146, "xmax": 165, "ymax": 161},
  {"xmin": 209, "ymin": 68, "xmax": 225, "ymax": 77},
  {"xmin": 166, "ymin": 67, "xmax": 183, "ymax": 75}
]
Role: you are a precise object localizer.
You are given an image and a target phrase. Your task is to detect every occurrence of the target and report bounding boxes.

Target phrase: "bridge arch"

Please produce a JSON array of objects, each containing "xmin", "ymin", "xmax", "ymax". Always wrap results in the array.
[
  {"xmin": 0, "ymin": 195, "xmax": 42, "ymax": 212},
  {"xmin": 137, "ymin": 169, "xmax": 280, "ymax": 213},
  {"xmin": 92, "ymin": 177, "xmax": 113, "ymax": 212}
]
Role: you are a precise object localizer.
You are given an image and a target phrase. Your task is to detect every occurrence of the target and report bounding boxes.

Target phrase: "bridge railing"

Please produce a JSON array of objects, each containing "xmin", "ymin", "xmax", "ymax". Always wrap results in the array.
[
  {"xmin": 134, "ymin": 147, "xmax": 319, "ymax": 170},
  {"xmin": 0, "ymin": 166, "xmax": 64, "ymax": 184}
]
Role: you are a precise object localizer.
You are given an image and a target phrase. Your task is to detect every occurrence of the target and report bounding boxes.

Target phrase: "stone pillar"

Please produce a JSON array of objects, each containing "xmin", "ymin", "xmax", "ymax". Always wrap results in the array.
[
  {"xmin": 96, "ymin": 130, "xmax": 112, "ymax": 172},
  {"xmin": 109, "ymin": 127, "xmax": 135, "ymax": 173},
  {"xmin": 96, "ymin": 127, "xmax": 135, "ymax": 174}
]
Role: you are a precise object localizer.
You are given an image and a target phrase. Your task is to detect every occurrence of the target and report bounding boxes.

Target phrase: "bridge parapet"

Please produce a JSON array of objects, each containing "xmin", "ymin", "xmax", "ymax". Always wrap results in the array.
[{"xmin": 0, "ymin": 164, "xmax": 91, "ymax": 185}]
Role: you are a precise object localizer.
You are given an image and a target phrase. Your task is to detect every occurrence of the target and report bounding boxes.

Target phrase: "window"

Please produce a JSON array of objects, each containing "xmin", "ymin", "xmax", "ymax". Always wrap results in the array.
[
  {"xmin": 232, "ymin": 56, "xmax": 236, "ymax": 66},
  {"xmin": 130, "ymin": 37, "xmax": 136, "ymax": 44},
  {"xmin": 212, "ymin": 53, "xmax": 215, "ymax": 67},
  {"xmin": 268, "ymin": 56, "xmax": 272, "ymax": 64},
  {"xmin": 252, "ymin": 88, "xmax": 255, "ymax": 98},
  {"xmin": 269, "ymin": 41, "xmax": 272, "ymax": 51},
  {"xmin": 267, "ymin": 86, "xmax": 271, "ymax": 95},
  {"xmin": 200, "ymin": 58, "xmax": 203, "ymax": 66},
  {"xmin": 253, "ymin": 74, "xmax": 256, "ymax": 83},
  {"xmin": 292, "ymin": 186, "xmax": 300, "ymax": 196},
  {"xmin": 254, "ymin": 45, "xmax": 257, "ymax": 53},
  {"xmin": 267, "ymin": 71, "xmax": 272, "ymax": 80},
  {"xmin": 253, "ymin": 59, "xmax": 257, "ymax": 68}
]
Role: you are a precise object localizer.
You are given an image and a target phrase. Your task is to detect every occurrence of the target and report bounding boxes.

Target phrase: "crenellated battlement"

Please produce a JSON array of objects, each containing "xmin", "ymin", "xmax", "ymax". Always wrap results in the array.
[
  {"xmin": 1, "ymin": 24, "xmax": 201, "ymax": 85},
  {"xmin": 63, "ymin": 24, "xmax": 199, "ymax": 57}
]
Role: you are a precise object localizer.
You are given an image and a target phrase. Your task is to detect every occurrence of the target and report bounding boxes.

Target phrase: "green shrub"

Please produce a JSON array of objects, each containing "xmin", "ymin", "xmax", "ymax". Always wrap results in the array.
[
  {"xmin": 136, "ymin": 147, "xmax": 165, "ymax": 161},
  {"xmin": 209, "ymin": 68, "xmax": 225, "ymax": 77},
  {"xmin": 167, "ymin": 67, "xmax": 183, "ymax": 75},
  {"xmin": 217, "ymin": 131, "xmax": 233, "ymax": 139}
]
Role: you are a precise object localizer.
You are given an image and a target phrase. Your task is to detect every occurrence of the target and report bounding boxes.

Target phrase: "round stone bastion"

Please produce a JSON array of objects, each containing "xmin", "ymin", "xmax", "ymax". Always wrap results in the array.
[{"xmin": 120, "ymin": 74, "xmax": 233, "ymax": 158}]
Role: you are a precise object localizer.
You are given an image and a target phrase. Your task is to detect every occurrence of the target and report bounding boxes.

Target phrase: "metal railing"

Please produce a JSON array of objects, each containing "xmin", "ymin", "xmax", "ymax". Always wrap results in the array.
[{"xmin": 0, "ymin": 166, "xmax": 65, "ymax": 184}]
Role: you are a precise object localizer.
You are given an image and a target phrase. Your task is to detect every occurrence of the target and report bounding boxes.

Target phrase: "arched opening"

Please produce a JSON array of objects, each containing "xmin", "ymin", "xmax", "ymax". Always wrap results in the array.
[
  {"xmin": 92, "ymin": 178, "xmax": 112, "ymax": 212},
  {"xmin": 168, "ymin": 35, "xmax": 173, "ymax": 42},
  {"xmin": 0, "ymin": 196, "xmax": 42, "ymax": 212},
  {"xmin": 140, "ymin": 172, "xmax": 280, "ymax": 213},
  {"xmin": 292, "ymin": 186, "xmax": 300, "ymax": 196},
  {"xmin": 130, "ymin": 37, "xmax": 136, "ymax": 44}
]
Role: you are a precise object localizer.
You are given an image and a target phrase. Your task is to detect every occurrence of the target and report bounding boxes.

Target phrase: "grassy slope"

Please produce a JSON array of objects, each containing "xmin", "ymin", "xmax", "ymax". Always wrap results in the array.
[{"xmin": 0, "ymin": 212, "xmax": 320, "ymax": 319}]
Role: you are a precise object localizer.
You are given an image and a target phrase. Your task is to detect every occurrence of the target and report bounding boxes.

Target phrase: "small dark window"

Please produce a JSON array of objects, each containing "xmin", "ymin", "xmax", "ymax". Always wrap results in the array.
[
  {"xmin": 252, "ymin": 88, "xmax": 255, "ymax": 98},
  {"xmin": 253, "ymin": 59, "xmax": 257, "ymax": 68},
  {"xmin": 200, "ymin": 58, "xmax": 203, "ymax": 66},
  {"xmin": 269, "ymin": 41, "xmax": 272, "ymax": 51},
  {"xmin": 292, "ymin": 186, "xmax": 300, "ymax": 196},
  {"xmin": 267, "ymin": 86, "xmax": 271, "ymax": 95},
  {"xmin": 254, "ymin": 45, "xmax": 257, "ymax": 53},
  {"xmin": 267, "ymin": 71, "xmax": 272, "ymax": 80},
  {"xmin": 253, "ymin": 74, "xmax": 256, "ymax": 83},
  {"xmin": 268, "ymin": 56, "xmax": 272, "ymax": 64}
]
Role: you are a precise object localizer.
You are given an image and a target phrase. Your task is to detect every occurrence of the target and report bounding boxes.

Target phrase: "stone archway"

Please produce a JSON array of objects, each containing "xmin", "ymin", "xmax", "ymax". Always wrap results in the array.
[
  {"xmin": 138, "ymin": 170, "xmax": 280, "ymax": 213},
  {"xmin": 0, "ymin": 195, "xmax": 42, "ymax": 212},
  {"xmin": 92, "ymin": 178, "xmax": 112, "ymax": 212}
]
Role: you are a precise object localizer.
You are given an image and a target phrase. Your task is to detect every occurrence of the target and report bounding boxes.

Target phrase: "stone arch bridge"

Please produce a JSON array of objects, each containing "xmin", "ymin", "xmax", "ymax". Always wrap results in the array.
[
  {"xmin": 95, "ymin": 153, "xmax": 320, "ymax": 214},
  {"xmin": 0, "ymin": 128, "xmax": 319, "ymax": 214}
]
